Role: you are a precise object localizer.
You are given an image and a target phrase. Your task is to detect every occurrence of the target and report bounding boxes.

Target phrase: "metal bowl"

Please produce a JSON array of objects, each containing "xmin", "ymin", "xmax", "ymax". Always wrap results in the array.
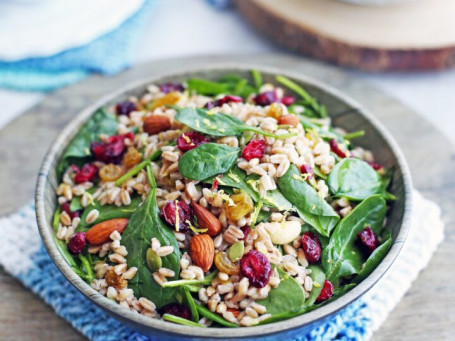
[{"xmin": 36, "ymin": 65, "xmax": 412, "ymax": 340}]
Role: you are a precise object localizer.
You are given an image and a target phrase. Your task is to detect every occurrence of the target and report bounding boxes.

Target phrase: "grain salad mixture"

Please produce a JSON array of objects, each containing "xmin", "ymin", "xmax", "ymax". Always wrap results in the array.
[{"xmin": 53, "ymin": 71, "xmax": 395, "ymax": 328}]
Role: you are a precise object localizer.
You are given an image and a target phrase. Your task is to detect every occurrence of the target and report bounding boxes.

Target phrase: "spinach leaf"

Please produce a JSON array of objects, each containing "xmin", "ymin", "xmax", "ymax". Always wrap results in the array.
[
  {"xmin": 257, "ymin": 267, "xmax": 305, "ymax": 315},
  {"xmin": 304, "ymin": 265, "xmax": 326, "ymax": 307},
  {"xmin": 187, "ymin": 78, "xmax": 229, "ymax": 96},
  {"xmin": 178, "ymin": 143, "xmax": 239, "ymax": 181},
  {"xmin": 174, "ymin": 107, "xmax": 296, "ymax": 139},
  {"xmin": 182, "ymin": 286, "xmax": 199, "ymax": 322},
  {"xmin": 277, "ymin": 165, "xmax": 339, "ymax": 237},
  {"xmin": 78, "ymin": 196, "xmax": 142, "ymax": 228},
  {"xmin": 57, "ymin": 108, "xmax": 117, "ymax": 176},
  {"xmin": 121, "ymin": 165, "xmax": 180, "ymax": 308},
  {"xmin": 354, "ymin": 237, "xmax": 392, "ymax": 283},
  {"xmin": 328, "ymin": 158, "xmax": 384, "ymax": 201},
  {"xmin": 256, "ymin": 209, "xmax": 272, "ymax": 224},
  {"xmin": 204, "ymin": 166, "xmax": 259, "ymax": 202},
  {"xmin": 322, "ymin": 195, "xmax": 387, "ymax": 282},
  {"xmin": 262, "ymin": 189, "xmax": 294, "ymax": 211},
  {"xmin": 195, "ymin": 304, "xmax": 238, "ymax": 328}
]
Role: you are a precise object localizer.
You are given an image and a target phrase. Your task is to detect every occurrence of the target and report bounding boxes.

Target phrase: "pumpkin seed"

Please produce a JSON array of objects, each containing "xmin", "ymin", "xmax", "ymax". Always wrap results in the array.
[
  {"xmin": 228, "ymin": 241, "xmax": 244, "ymax": 262},
  {"xmin": 146, "ymin": 248, "xmax": 162, "ymax": 272}
]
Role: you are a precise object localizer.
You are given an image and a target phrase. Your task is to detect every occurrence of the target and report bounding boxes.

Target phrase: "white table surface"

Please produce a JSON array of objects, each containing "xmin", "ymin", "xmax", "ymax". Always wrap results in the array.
[{"xmin": 1, "ymin": 0, "xmax": 454, "ymax": 145}]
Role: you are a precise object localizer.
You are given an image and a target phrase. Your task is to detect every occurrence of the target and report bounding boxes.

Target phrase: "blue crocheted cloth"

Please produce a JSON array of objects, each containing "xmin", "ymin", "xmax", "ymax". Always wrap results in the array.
[{"xmin": 0, "ymin": 1, "xmax": 155, "ymax": 92}]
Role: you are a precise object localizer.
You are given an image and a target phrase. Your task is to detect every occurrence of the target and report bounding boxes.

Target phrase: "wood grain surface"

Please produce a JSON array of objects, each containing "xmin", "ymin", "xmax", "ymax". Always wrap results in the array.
[
  {"xmin": 0, "ymin": 54, "xmax": 453, "ymax": 340},
  {"xmin": 236, "ymin": 0, "xmax": 455, "ymax": 71}
]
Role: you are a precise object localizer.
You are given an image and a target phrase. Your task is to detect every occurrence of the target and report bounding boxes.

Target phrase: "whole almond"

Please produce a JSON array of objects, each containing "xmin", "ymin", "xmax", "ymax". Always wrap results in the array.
[
  {"xmin": 192, "ymin": 202, "xmax": 221, "ymax": 237},
  {"xmin": 278, "ymin": 114, "xmax": 300, "ymax": 127},
  {"xmin": 189, "ymin": 234, "xmax": 215, "ymax": 272},
  {"xmin": 86, "ymin": 218, "xmax": 129, "ymax": 245},
  {"xmin": 143, "ymin": 115, "xmax": 171, "ymax": 135}
]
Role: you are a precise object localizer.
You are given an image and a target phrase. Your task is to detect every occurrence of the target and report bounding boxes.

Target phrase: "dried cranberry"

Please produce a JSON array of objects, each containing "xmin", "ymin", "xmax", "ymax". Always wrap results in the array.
[
  {"xmin": 240, "ymin": 250, "xmax": 272, "ymax": 288},
  {"xmin": 253, "ymin": 91, "xmax": 279, "ymax": 106},
  {"xmin": 74, "ymin": 163, "xmax": 98, "ymax": 184},
  {"xmin": 281, "ymin": 96, "xmax": 296, "ymax": 106},
  {"xmin": 62, "ymin": 203, "xmax": 80, "ymax": 220},
  {"xmin": 204, "ymin": 101, "xmax": 215, "ymax": 109},
  {"xmin": 204, "ymin": 95, "xmax": 243, "ymax": 109},
  {"xmin": 90, "ymin": 134, "xmax": 128, "ymax": 164},
  {"xmin": 177, "ymin": 131, "xmax": 209, "ymax": 152},
  {"xmin": 301, "ymin": 232, "xmax": 322, "ymax": 264},
  {"xmin": 357, "ymin": 226, "xmax": 379, "ymax": 255},
  {"xmin": 316, "ymin": 280, "xmax": 334, "ymax": 303},
  {"xmin": 211, "ymin": 175, "xmax": 222, "ymax": 191},
  {"xmin": 367, "ymin": 161, "xmax": 383, "ymax": 171},
  {"xmin": 67, "ymin": 232, "xmax": 86, "ymax": 255},
  {"xmin": 115, "ymin": 101, "xmax": 136, "ymax": 116},
  {"xmin": 242, "ymin": 139, "xmax": 266, "ymax": 161},
  {"xmin": 159, "ymin": 83, "xmax": 184, "ymax": 94},
  {"xmin": 161, "ymin": 200, "xmax": 191, "ymax": 232},
  {"xmin": 299, "ymin": 164, "xmax": 314, "ymax": 180},
  {"xmin": 330, "ymin": 139, "xmax": 349, "ymax": 158},
  {"xmin": 162, "ymin": 303, "xmax": 191, "ymax": 320},
  {"xmin": 240, "ymin": 225, "xmax": 251, "ymax": 241}
]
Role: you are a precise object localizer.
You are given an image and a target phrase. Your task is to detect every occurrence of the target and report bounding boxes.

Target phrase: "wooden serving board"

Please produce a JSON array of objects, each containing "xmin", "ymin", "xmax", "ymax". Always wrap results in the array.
[
  {"xmin": 236, "ymin": 0, "xmax": 455, "ymax": 71},
  {"xmin": 0, "ymin": 54, "xmax": 454, "ymax": 340}
]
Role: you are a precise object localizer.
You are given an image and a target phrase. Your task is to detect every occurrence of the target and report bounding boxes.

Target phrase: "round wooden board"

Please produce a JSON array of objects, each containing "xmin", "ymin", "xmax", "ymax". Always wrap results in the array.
[
  {"xmin": 0, "ymin": 54, "xmax": 454, "ymax": 340},
  {"xmin": 236, "ymin": 0, "xmax": 455, "ymax": 71}
]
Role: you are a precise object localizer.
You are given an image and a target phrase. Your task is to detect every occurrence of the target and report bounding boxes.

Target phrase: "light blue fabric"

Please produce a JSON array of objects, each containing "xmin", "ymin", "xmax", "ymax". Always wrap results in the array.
[{"xmin": 0, "ymin": 0, "xmax": 155, "ymax": 92}]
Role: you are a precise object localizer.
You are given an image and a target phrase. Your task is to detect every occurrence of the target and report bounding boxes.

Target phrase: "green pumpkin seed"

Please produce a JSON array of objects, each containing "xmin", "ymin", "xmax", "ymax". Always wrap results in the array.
[
  {"xmin": 146, "ymin": 248, "xmax": 162, "ymax": 272},
  {"xmin": 228, "ymin": 241, "xmax": 244, "ymax": 262}
]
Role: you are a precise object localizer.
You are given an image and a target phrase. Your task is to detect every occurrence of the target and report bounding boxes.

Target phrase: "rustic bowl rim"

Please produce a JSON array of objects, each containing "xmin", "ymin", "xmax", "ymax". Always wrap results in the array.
[{"xmin": 36, "ymin": 64, "xmax": 413, "ymax": 339}]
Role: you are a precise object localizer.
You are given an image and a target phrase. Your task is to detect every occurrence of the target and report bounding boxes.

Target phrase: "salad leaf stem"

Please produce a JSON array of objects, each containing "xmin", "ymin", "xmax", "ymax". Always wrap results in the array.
[
  {"xmin": 162, "ymin": 271, "xmax": 218, "ymax": 288},
  {"xmin": 252, "ymin": 69, "xmax": 262, "ymax": 90},
  {"xmin": 343, "ymin": 130, "xmax": 365, "ymax": 140},
  {"xmin": 195, "ymin": 304, "xmax": 238, "ymax": 328},
  {"xmin": 163, "ymin": 314, "xmax": 205, "ymax": 328},
  {"xmin": 115, "ymin": 149, "xmax": 162, "ymax": 186},
  {"xmin": 78, "ymin": 254, "xmax": 94, "ymax": 282}
]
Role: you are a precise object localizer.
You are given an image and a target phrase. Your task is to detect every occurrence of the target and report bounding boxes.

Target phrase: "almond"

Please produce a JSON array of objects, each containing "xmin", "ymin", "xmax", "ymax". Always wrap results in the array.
[
  {"xmin": 278, "ymin": 114, "xmax": 300, "ymax": 127},
  {"xmin": 86, "ymin": 218, "xmax": 129, "ymax": 245},
  {"xmin": 143, "ymin": 115, "xmax": 171, "ymax": 135},
  {"xmin": 192, "ymin": 202, "xmax": 221, "ymax": 237},
  {"xmin": 189, "ymin": 234, "xmax": 215, "ymax": 272}
]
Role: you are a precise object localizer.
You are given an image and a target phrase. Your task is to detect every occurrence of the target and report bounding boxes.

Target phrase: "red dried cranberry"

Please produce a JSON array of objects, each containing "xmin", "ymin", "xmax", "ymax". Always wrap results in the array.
[
  {"xmin": 240, "ymin": 225, "xmax": 251, "ymax": 241},
  {"xmin": 74, "ymin": 163, "xmax": 98, "ymax": 184},
  {"xmin": 67, "ymin": 232, "xmax": 86, "ymax": 255},
  {"xmin": 330, "ymin": 139, "xmax": 349, "ymax": 158},
  {"xmin": 204, "ymin": 101, "xmax": 215, "ymax": 109},
  {"xmin": 204, "ymin": 95, "xmax": 243, "ymax": 109},
  {"xmin": 161, "ymin": 200, "xmax": 191, "ymax": 232},
  {"xmin": 253, "ymin": 91, "xmax": 279, "ymax": 106},
  {"xmin": 281, "ymin": 96, "xmax": 296, "ymax": 106},
  {"xmin": 159, "ymin": 83, "xmax": 184, "ymax": 94},
  {"xmin": 90, "ymin": 134, "xmax": 128, "ymax": 164},
  {"xmin": 357, "ymin": 226, "xmax": 379, "ymax": 255},
  {"xmin": 124, "ymin": 132, "xmax": 135, "ymax": 142},
  {"xmin": 301, "ymin": 232, "xmax": 322, "ymax": 264},
  {"xmin": 240, "ymin": 250, "xmax": 272, "ymax": 288},
  {"xmin": 115, "ymin": 101, "xmax": 137, "ymax": 116},
  {"xmin": 316, "ymin": 280, "xmax": 334, "ymax": 303},
  {"xmin": 177, "ymin": 131, "xmax": 209, "ymax": 152},
  {"xmin": 211, "ymin": 175, "xmax": 222, "ymax": 191},
  {"xmin": 242, "ymin": 139, "xmax": 266, "ymax": 161},
  {"xmin": 62, "ymin": 203, "xmax": 80, "ymax": 220},
  {"xmin": 162, "ymin": 303, "xmax": 191, "ymax": 320},
  {"xmin": 367, "ymin": 161, "xmax": 383, "ymax": 171},
  {"xmin": 299, "ymin": 164, "xmax": 314, "ymax": 180}
]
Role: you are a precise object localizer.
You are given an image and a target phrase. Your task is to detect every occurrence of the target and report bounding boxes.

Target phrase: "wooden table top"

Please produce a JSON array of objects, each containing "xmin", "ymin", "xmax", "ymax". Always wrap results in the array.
[{"xmin": 0, "ymin": 54, "xmax": 453, "ymax": 340}]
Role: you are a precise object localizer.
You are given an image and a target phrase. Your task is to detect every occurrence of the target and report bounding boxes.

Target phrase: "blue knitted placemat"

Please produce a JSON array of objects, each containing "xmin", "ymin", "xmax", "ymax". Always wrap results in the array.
[
  {"xmin": 0, "ymin": 192, "xmax": 444, "ymax": 340},
  {"xmin": 0, "ymin": 0, "xmax": 155, "ymax": 92}
]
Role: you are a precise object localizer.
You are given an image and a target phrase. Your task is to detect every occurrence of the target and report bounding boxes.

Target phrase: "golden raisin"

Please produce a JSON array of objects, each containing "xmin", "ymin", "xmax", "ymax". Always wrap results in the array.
[
  {"xmin": 151, "ymin": 91, "xmax": 181, "ymax": 110},
  {"xmin": 267, "ymin": 102, "xmax": 286, "ymax": 119},
  {"xmin": 123, "ymin": 147, "xmax": 142, "ymax": 168},
  {"xmin": 214, "ymin": 251, "xmax": 240, "ymax": 275},
  {"xmin": 99, "ymin": 164, "xmax": 124, "ymax": 182},
  {"xmin": 105, "ymin": 268, "xmax": 127, "ymax": 289},
  {"xmin": 225, "ymin": 191, "xmax": 254, "ymax": 221}
]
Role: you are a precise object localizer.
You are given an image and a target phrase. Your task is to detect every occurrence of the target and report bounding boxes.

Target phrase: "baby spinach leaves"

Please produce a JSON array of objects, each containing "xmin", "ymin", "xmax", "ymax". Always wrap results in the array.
[
  {"xmin": 277, "ymin": 165, "xmax": 339, "ymax": 237},
  {"xmin": 121, "ymin": 165, "xmax": 180, "ymax": 308},
  {"xmin": 322, "ymin": 195, "xmax": 386, "ymax": 282},
  {"xmin": 328, "ymin": 158, "xmax": 384, "ymax": 201},
  {"xmin": 257, "ymin": 268, "xmax": 305, "ymax": 315},
  {"xmin": 174, "ymin": 107, "xmax": 296, "ymax": 139},
  {"xmin": 354, "ymin": 237, "xmax": 392, "ymax": 284},
  {"xmin": 187, "ymin": 76, "xmax": 256, "ymax": 99},
  {"xmin": 57, "ymin": 108, "xmax": 117, "ymax": 176},
  {"xmin": 178, "ymin": 143, "xmax": 239, "ymax": 181}
]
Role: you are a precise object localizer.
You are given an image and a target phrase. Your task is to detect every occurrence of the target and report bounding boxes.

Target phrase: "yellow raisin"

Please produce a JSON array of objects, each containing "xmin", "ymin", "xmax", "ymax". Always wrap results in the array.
[
  {"xmin": 214, "ymin": 251, "xmax": 240, "ymax": 275},
  {"xmin": 152, "ymin": 91, "xmax": 181, "ymax": 110},
  {"xmin": 268, "ymin": 102, "xmax": 286, "ymax": 119},
  {"xmin": 123, "ymin": 147, "xmax": 142, "ymax": 168},
  {"xmin": 105, "ymin": 268, "xmax": 127, "ymax": 289},
  {"xmin": 225, "ymin": 191, "xmax": 254, "ymax": 221},
  {"xmin": 99, "ymin": 164, "xmax": 124, "ymax": 182}
]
